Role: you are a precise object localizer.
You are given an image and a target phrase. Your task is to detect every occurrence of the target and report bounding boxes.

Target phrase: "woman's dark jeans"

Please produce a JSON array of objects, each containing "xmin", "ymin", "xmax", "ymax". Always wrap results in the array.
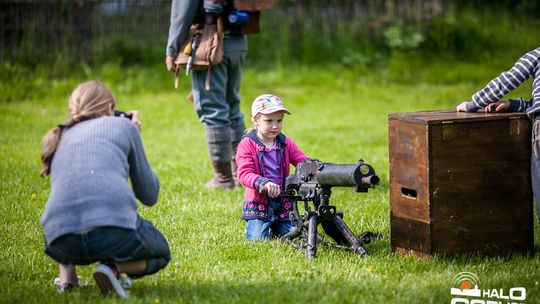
[{"xmin": 45, "ymin": 218, "xmax": 170, "ymax": 277}]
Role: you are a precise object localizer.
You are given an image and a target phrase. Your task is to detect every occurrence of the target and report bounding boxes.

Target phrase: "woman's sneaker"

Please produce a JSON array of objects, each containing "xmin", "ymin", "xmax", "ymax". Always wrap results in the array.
[
  {"xmin": 92, "ymin": 264, "xmax": 129, "ymax": 298},
  {"xmin": 53, "ymin": 275, "xmax": 88, "ymax": 293}
]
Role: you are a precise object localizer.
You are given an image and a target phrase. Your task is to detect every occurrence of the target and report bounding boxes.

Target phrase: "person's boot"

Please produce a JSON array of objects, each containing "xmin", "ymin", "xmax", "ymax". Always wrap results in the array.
[
  {"xmin": 204, "ymin": 125, "xmax": 234, "ymax": 189},
  {"xmin": 204, "ymin": 161, "xmax": 235, "ymax": 189}
]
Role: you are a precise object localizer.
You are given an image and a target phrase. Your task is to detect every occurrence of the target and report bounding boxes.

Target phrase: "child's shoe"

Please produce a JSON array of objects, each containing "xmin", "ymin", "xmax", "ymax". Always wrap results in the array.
[
  {"xmin": 53, "ymin": 275, "xmax": 88, "ymax": 293},
  {"xmin": 92, "ymin": 263, "xmax": 129, "ymax": 298}
]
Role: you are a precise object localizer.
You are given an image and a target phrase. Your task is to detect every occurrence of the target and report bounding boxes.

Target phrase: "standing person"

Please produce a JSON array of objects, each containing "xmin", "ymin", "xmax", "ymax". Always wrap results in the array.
[
  {"xmin": 165, "ymin": 0, "xmax": 249, "ymax": 189},
  {"xmin": 40, "ymin": 81, "xmax": 170, "ymax": 298},
  {"xmin": 456, "ymin": 47, "xmax": 540, "ymax": 230},
  {"xmin": 236, "ymin": 94, "xmax": 308, "ymax": 240}
]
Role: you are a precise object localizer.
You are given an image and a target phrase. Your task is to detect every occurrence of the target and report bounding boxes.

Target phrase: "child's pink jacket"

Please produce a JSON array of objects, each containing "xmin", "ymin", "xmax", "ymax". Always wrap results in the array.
[{"xmin": 236, "ymin": 130, "xmax": 307, "ymax": 220}]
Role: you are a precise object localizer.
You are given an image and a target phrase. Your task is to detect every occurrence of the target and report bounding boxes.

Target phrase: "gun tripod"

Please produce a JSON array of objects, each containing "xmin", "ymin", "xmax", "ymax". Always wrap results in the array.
[{"xmin": 282, "ymin": 187, "xmax": 379, "ymax": 259}]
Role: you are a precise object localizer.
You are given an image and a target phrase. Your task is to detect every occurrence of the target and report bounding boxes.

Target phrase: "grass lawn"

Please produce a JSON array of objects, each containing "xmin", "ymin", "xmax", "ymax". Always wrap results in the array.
[{"xmin": 1, "ymin": 65, "xmax": 539, "ymax": 303}]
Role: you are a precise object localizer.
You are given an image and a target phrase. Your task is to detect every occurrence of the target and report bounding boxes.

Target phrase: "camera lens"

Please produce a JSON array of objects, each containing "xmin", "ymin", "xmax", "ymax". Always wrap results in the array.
[{"xmin": 114, "ymin": 110, "xmax": 132, "ymax": 120}]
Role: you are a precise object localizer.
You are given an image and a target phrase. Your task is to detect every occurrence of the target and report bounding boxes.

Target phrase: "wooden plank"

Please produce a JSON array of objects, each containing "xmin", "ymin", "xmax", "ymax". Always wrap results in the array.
[
  {"xmin": 430, "ymin": 118, "xmax": 532, "ymax": 223},
  {"xmin": 390, "ymin": 215, "xmax": 431, "ymax": 255},
  {"xmin": 389, "ymin": 110, "xmax": 528, "ymax": 125},
  {"xmin": 389, "ymin": 119, "xmax": 430, "ymax": 222},
  {"xmin": 431, "ymin": 210, "xmax": 534, "ymax": 254}
]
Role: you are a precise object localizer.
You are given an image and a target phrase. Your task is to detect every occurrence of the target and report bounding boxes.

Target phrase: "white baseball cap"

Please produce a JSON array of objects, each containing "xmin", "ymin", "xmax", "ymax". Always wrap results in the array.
[{"xmin": 251, "ymin": 94, "xmax": 291, "ymax": 118}]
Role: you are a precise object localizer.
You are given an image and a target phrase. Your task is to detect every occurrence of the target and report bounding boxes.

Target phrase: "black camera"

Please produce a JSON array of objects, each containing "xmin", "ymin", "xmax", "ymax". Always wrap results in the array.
[{"xmin": 114, "ymin": 110, "xmax": 133, "ymax": 120}]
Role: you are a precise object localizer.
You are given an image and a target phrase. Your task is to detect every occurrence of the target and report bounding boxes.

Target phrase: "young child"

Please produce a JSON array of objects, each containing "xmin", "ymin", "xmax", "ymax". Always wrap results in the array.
[
  {"xmin": 236, "ymin": 94, "xmax": 308, "ymax": 240},
  {"xmin": 456, "ymin": 47, "xmax": 540, "ymax": 230},
  {"xmin": 40, "ymin": 81, "xmax": 170, "ymax": 298}
]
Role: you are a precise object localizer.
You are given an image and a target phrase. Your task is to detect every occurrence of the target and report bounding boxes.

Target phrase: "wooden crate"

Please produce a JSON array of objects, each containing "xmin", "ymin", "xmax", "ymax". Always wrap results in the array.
[{"xmin": 388, "ymin": 110, "xmax": 534, "ymax": 256}]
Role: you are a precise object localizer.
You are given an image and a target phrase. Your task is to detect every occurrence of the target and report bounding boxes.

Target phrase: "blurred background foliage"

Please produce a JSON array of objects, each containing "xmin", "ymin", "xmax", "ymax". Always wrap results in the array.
[{"xmin": 1, "ymin": 0, "xmax": 539, "ymax": 102}]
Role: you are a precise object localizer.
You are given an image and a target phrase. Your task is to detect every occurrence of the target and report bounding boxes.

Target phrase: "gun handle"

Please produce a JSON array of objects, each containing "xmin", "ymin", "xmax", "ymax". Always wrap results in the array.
[{"xmin": 184, "ymin": 42, "xmax": 192, "ymax": 55}]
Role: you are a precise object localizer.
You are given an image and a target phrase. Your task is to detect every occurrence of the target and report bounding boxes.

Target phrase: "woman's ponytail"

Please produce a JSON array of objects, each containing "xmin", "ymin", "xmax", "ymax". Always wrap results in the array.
[{"xmin": 40, "ymin": 126, "xmax": 63, "ymax": 176}]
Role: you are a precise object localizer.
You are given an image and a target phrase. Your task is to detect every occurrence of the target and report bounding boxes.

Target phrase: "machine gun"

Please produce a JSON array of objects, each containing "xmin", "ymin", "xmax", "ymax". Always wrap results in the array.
[{"xmin": 282, "ymin": 158, "xmax": 380, "ymax": 259}]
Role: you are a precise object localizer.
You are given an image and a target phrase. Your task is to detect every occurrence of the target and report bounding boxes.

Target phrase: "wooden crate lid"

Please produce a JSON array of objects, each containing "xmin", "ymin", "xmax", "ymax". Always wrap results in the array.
[{"xmin": 388, "ymin": 109, "xmax": 527, "ymax": 124}]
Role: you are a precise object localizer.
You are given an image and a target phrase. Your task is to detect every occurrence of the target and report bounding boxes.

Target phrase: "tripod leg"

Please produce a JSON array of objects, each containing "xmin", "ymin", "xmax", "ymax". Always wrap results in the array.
[
  {"xmin": 307, "ymin": 213, "xmax": 318, "ymax": 259},
  {"xmin": 282, "ymin": 199, "xmax": 303, "ymax": 241},
  {"xmin": 332, "ymin": 216, "xmax": 367, "ymax": 256}
]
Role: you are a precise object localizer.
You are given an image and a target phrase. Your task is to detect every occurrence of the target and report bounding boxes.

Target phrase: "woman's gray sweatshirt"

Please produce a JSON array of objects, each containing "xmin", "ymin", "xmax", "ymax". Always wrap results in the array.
[{"xmin": 40, "ymin": 116, "xmax": 160, "ymax": 244}]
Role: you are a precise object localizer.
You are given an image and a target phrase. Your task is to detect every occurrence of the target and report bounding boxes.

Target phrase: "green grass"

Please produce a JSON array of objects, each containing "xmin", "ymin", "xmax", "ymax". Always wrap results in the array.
[{"xmin": 1, "ymin": 64, "xmax": 539, "ymax": 303}]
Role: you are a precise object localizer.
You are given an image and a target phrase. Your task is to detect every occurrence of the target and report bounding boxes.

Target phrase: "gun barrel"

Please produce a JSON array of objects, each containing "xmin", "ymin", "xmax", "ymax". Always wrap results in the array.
[
  {"xmin": 317, "ymin": 163, "xmax": 376, "ymax": 187},
  {"xmin": 361, "ymin": 175, "xmax": 379, "ymax": 186}
]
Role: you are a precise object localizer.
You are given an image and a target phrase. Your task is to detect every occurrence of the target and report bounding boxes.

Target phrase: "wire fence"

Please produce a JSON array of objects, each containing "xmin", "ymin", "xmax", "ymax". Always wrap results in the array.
[{"xmin": 1, "ymin": 0, "xmax": 447, "ymax": 64}]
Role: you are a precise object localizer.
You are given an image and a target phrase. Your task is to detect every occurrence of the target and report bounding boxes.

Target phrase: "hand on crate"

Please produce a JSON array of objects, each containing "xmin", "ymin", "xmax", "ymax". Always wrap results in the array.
[
  {"xmin": 456, "ymin": 102, "xmax": 469, "ymax": 112},
  {"xmin": 485, "ymin": 101, "xmax": 510, "ymax": 112}
]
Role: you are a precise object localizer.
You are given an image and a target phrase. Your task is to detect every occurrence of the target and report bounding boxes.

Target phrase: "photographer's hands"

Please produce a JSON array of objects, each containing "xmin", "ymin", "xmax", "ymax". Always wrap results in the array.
[{"xmin": 129, "ymin": 111, "xmax": 142, "ymax": 133}]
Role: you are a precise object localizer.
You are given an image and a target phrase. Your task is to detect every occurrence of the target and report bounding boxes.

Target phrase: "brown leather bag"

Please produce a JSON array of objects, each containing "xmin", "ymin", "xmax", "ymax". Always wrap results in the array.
[
  {"xmin": 175, "ymin": 18, "xmax": 224, "ymax": 72},
  {"xmin": 174, "ymin": 17, "xmax": 224, "ymax": 90}
]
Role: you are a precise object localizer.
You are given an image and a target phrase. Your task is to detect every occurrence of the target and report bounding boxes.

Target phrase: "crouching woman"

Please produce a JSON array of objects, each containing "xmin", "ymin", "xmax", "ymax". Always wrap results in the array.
[{"xmin": 40, "ymin": 81, "xmax": 170, "ymax": 298}]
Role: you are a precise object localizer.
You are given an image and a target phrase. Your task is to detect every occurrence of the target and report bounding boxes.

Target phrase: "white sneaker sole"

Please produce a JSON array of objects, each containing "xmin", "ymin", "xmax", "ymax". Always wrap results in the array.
[{"xmin": 93, "ymin": 264, "xmax": 129, "ymax": 298}]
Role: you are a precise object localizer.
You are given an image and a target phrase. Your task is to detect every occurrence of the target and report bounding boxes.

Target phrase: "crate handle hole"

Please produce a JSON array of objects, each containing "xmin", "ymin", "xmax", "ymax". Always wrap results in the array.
[{"xmin": 401, "ymin": 187, "xmax": 417, "ymax": 199}]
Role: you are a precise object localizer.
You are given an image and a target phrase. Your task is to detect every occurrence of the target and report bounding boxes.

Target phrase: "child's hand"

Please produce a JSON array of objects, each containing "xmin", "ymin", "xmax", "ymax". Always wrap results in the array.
[
  {"xmin": 262, "ymin": 182, "xmax": 281, "ymax": 198},
  {"xmin": 485, "ymin": 101, "xmax": 510, "ymax": 112},
  {"xmin": 456, "ymin": 102, "xmax": 469, "ymax": 112}
]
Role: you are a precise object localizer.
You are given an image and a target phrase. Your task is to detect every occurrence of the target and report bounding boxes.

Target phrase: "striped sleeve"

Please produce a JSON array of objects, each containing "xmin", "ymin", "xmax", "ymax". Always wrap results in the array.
[
  {"xmin": 465, "ymin": 48, "xmax": 540, "ymax": 112},
  {"xmin": 508, "ymin": 98, "xmax": 533, "ymax": 112}
]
